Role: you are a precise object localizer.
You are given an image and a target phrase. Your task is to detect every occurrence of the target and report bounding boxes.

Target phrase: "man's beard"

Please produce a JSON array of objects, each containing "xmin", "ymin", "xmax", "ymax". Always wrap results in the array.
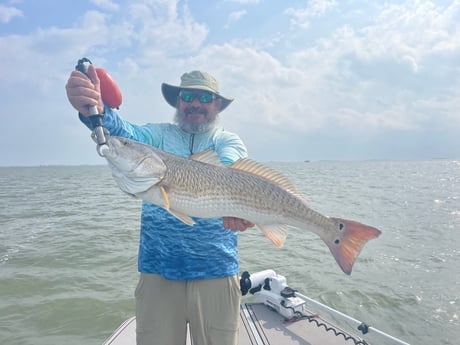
[{"xmin": 174, "ymin": 106, "xmax": 219, "ymax": 134}]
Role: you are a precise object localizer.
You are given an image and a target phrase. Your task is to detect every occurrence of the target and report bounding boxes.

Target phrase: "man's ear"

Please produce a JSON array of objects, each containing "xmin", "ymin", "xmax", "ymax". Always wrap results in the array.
[{"xmin": 215, "ymin": 97, "xmax": 223, "ymax": 111}]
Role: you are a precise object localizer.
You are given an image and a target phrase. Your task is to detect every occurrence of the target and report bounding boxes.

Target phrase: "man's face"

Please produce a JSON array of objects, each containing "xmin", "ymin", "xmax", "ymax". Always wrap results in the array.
[{"xmin": 174, "ymin": 89, "xmax": 222, "ymax": 134}]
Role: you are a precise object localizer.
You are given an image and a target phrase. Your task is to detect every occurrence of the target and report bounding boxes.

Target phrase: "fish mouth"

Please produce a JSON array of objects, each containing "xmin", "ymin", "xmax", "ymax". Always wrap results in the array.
[{"xmin": 97, "ymin": 143, "xmax": 110, "ymax": 157}]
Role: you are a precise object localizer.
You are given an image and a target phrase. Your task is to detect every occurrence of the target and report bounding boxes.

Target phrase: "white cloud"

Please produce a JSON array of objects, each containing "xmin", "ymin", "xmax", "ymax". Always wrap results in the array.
[
  {"xmin": 358, "ymin": 1, "xmax": 460, "ymax": 65},
  {"xmin": 285, "ymin": 0, "xmax": 338, "ymax": 28},
  {"xmin": 0, "ymin": 4, "xmax": 23, "ymax": 23},
  {"xmin": 224, "ymin": 0, "xmax": 262, "ymax": 3},
  {"xmin": 0, "ymin": 0, "xmax": 459, "ymax": 165},
  {"xmin": 225, "ymin": 10, "xmax": 247, "ymax": 28},
  {"xmin": 277, "ymin": 0, "xmax": 460, "ymax": 133},
  {"xmin": 91, "ymin": 0, "xmax": 120, "ymax": 12},
  {"xmin": 122, "ymin": 1, "xmax": 208, "ymax": 62}
]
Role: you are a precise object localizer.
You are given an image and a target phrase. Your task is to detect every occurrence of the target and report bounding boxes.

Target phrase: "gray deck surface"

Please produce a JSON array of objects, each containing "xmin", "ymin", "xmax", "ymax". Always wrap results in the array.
[{"xmin": 102, "ymin": 303, "xmax": 362, "ymax": 345}]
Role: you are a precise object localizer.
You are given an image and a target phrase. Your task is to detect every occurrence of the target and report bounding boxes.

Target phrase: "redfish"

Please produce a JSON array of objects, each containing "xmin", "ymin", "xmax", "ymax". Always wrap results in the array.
[{"xmin": 101, "ymin": 136, "xmax": 381, "ymax": 274}]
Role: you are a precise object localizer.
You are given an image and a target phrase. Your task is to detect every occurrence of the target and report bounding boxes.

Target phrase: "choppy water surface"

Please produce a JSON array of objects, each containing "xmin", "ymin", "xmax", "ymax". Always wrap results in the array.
[{"xmin": 1, "ymin": 160, "xmax": 459, "ymax": 344}]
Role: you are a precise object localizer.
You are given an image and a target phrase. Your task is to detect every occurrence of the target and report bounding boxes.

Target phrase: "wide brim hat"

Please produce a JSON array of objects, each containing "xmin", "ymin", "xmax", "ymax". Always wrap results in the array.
[{"xmin": 161, "ymin": 70, "xmax": 234, "ymax": 112}]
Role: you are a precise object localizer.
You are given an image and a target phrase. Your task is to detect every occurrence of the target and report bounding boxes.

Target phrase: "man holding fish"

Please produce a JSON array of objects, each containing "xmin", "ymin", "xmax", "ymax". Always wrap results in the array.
[
  {"xmin": 66, "ymin": 65, "xmax": 381, "ymax": 345},
  {"xmin": 66, "ymin": 67, "xmax": 254, "ymax": 345}
]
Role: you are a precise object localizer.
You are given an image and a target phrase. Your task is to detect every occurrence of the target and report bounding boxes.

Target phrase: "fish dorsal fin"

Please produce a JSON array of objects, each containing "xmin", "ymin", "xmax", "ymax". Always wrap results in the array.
[
  {"xmin": 190, "ymin": 150, "xmax": 223, "ymax": 166},
  {"xmin": 230, "ymin": 159, "xmax": 306, "ymax": 200}
]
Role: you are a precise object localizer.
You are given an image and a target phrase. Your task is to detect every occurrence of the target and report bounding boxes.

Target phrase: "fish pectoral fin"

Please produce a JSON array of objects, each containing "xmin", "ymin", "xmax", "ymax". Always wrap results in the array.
[
  {"xmin": 168, "ymin": 209, "xmax": 196, "ymax": 226},
  {"xmin": 160, "ymin": 186, "xmax": 170, "ymax": 209},
  {"xmin": 258, "ymin": 224, "xmax": 289, "ymax": 248}
]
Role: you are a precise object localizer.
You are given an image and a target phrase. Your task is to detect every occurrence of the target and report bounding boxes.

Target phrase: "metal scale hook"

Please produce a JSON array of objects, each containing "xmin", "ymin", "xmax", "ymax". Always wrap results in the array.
[{"xmin": 75, "ymin": 57, "xmax": 110, "ymax": 157}]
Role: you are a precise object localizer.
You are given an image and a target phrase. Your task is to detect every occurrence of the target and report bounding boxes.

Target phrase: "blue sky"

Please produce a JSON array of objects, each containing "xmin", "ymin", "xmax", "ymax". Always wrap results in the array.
[{"xmin": 0, "ymin": 0, "xmax": 459, "ymax": 166}]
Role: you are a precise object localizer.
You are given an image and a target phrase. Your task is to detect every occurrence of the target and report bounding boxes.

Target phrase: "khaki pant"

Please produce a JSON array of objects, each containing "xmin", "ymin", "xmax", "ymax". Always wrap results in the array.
[{"xmin": 135, "ymin": 273, "xmax": 241, "ymax": 345}]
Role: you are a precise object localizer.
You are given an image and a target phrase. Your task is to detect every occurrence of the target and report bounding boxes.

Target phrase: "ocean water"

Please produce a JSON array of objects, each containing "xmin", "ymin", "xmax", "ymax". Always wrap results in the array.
[{"xmin": 0, "ymin": 160, "xmax": 459, "ymax": 345}]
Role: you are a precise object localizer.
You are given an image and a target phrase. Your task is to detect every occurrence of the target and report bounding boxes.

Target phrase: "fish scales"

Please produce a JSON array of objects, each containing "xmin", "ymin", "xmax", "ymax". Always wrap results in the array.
[
  {"xmin": 159, "ymin": 155, "xmax": 314, "ymax": 223},
  {"xmin": 101, "ymin": 136, "xmax": 382, "ymax": 274}
]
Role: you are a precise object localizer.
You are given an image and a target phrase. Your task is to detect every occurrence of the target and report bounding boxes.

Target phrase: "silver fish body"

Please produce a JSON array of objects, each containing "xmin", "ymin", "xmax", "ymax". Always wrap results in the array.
[{"xmin": 101, "ymin": 136, "xmax": 381, "ymax": 274}]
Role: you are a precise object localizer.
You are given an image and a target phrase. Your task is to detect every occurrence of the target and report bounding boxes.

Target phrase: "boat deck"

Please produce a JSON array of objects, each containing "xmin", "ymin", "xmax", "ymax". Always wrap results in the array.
[{"xmin": 102, "ymin": 302, "xmax": 363, "ymax": 345}]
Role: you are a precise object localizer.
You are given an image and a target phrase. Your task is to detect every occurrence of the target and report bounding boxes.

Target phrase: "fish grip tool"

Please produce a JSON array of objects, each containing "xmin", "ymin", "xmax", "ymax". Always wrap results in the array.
[{"xmin": 75, "ymin": 57, "xmax": 110, "ymax": 157}]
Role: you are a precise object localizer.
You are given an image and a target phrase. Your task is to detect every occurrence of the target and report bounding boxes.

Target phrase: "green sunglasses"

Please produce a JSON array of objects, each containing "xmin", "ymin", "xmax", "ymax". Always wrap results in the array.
[{"xmin": 180, "ymin": 90, "xmax": 216, "ymax": 103}]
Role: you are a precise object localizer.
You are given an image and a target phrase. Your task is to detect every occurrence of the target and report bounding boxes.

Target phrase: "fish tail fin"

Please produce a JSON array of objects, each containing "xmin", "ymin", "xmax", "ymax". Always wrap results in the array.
[{"xmin": 326, "ymin": 218, "xmax": 381, "ymax": 275}]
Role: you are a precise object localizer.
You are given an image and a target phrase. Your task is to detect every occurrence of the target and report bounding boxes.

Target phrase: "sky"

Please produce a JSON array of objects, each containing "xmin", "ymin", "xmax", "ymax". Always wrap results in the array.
[{"xmin": 0, "ymin": 0, "xmax": 459, "ymax": 166}]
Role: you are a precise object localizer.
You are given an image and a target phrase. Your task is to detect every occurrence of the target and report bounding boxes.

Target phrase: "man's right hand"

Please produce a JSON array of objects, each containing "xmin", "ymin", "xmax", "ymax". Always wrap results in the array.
[{"xmin": 65, "ymin": 64, "xmax": 104, "ymax": 116}]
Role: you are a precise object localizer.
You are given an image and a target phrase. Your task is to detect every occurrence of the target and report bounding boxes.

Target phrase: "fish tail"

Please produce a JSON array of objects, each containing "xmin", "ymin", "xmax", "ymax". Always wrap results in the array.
[{"xmin": 326, "ymin": 218, "xmax": 381, "ymax": 275}]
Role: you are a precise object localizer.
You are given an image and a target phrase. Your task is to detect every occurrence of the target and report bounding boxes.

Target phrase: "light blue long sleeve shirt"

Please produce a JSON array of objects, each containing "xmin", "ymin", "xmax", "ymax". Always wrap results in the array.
[{"xmin": 80, "ymin": 107, "xmax": 248, "ymax": 279}]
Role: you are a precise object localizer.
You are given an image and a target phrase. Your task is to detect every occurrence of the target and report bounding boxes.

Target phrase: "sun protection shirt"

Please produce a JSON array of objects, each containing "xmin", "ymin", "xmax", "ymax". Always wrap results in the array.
[{"xmin": 79, "ymin": 106, "xmax": 248, "ymax": 280}]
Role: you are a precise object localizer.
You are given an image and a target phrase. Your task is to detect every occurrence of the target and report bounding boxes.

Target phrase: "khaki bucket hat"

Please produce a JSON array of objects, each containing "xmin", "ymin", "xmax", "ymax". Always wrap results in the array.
[{"xmin": 161, "ymin": 71, "xmax": 234, "ymax": 111}]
